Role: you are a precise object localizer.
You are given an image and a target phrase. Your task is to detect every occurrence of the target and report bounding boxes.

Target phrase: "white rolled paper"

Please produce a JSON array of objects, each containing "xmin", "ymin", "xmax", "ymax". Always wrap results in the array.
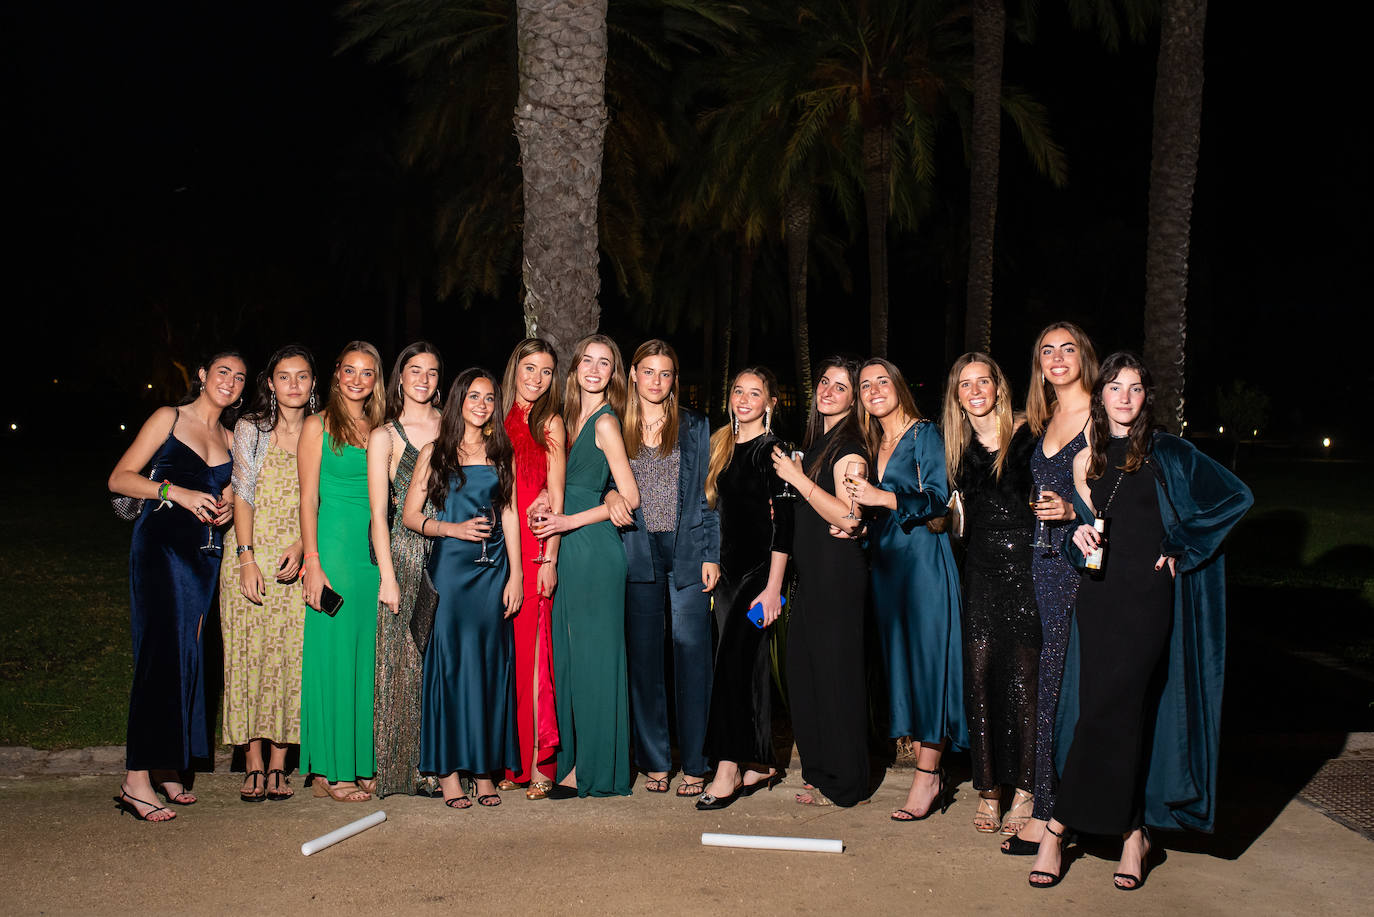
[
  {"xmin": 701, "ymin": 832, "xmax": 843, "ymax": 854},
  {"xmin": 301, "ymin": 809, "xmax": 387, "ymax": 856}
]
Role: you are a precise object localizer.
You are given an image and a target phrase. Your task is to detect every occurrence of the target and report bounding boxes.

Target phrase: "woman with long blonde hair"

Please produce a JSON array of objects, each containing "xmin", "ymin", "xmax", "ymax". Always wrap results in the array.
[
  {"xmin": 942, "ymin": 353, "xmax": 1039, "ymax": 835},
  {"xmin": 531, "ymin": 334, "xmax": 639, "ymax": 797},
  {"xmin": 498, "ymin": 338, "xmax": 566, "ymax": 798},
  {"xmin": 1004, "ymin": 322, "xmax": 1098, "ymax": 854},
  {"xmin": 299, "ymin": 341, "xmax": 386, "ymax": 802},
  {"xmin": 617, "ymin": 340, "xmax": 719, "ymax": 797},
  {"xmin": 846, "ymin": 357, "xmax": 965, "ymax": 822}
]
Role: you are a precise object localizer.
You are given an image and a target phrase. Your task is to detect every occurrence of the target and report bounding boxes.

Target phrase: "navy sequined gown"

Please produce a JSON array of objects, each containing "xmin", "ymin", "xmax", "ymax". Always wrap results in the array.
[
  {"xmin": 1028, "ymin": 425, "xmax": 1088, "ymax": 820},
  {"xmin": 126, "ymin": 431, "xmax": 231, "ymax": 770}
]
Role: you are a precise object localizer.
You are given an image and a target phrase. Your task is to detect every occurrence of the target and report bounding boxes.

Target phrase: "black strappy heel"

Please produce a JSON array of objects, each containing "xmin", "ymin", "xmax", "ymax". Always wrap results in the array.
[
  {"xmin": 115, "ymin": 788, "xmax": 176, "ymax": 822},
  {"xmin": 1028, "ymin": 824, "xmax": 1068, "ymax": 889},
  {"xmin": 890, "ymin": 764, "xmax": 951, "ymax": 822}
]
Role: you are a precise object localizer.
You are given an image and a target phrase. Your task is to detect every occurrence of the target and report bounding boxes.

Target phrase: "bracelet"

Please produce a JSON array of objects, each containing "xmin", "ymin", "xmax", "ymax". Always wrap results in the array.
[
  {"xmin": 805, "ymin": 482, "xmax": 817, "ymax": 501},
  {"xmin": 304, "ymin": 552, "xmax": 320, "ymax": 561},
  {"xmin": 421, "ymin": 518, "xmax": 430, "ymax": 536},
  {"xmin": 238, "ymin": 558, "xmax": 258, "ymax": 569},
  {"xmin": 156, "ymin": 480, "xmax": 173, "ymax": 510}
]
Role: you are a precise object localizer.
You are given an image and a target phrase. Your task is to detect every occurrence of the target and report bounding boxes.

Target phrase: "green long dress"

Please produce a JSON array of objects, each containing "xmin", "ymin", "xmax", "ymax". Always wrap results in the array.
[
  {"xmin": 553, "ymin": 404, "xmax": 631, "ymax": 796},
  {"xmin": 300, "ymin": 433, "xmax": 379, "ymax": 782}
]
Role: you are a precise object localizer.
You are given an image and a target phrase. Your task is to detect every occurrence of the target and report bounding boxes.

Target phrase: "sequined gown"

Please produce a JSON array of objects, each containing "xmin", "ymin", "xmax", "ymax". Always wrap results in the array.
[
  {"xmin": 553, "ymin": 404, "xmax": 631, "ymax": 796},
  {"xmin": 126, "ymin": 427, "xmax": 231, "ymax": 770},
  {"xmin": 1028, "ymin": 425, "xmax": 1088, "ymax": 820},
  {"xmin": 373, "ymin": 421, "xmax": 433, "ymax": 796},
  {"xmin": 221, "ymin": 443, "xmax": 305, "ymax": 747},
  {"xmin": 504, "ymin": 404, "xmax": 560, "ymax": 784},
  {"xmin": 955, "ymin": 425, "xmax": 1040, "ymax": 791}
]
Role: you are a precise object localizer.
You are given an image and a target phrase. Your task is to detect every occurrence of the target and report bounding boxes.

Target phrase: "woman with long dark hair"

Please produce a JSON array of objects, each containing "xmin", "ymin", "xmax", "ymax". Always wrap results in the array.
[
  {"xmin": 299, "ymin": 341, "xmax": 385, "ymax": 802},
  {"xmin": 531, "ymin": 334, "xmax": 639, "ymax": 797},
  {"xmin": 1028, "ymin": 353, "xmax": 1251, "ymax": 889},
  {"xmin": 846, "ymin": 357, "xmax": 966, "ymax": 822},
  {"xmin": 618, "ymin": 339, "xmax": 720, "ymax": 797},
  {"xmin": 696, "ymin": 367, "xmax": 791, "ymax": 810},
  {"xmin": 498, "ymin": 338, "xmax": 565, "ymax": 798},
  {"xmin": 221, "ymin": 345, "xmax": 316, "ymax": 803},
  {"xmin": 941, "ymin": 353, "xmax": 1039, "ymax": 835},
  {"xmin": 108, "ymin": 350, "xmax": 246, "ymax": 820},
  {"xmin": 405, "ymin": 368, "xmax": 522, "ymax": 808},
  {"xmin": 1004, "ymin": 322, "xmax": 1099, "ymax": 854},
  {"xmin": 771, "ymin": 356, "xmax": 870, "ymax": 807},
  {"xmin": 368, "ymin": 341, "xmax": 443, "ymax": 798}
]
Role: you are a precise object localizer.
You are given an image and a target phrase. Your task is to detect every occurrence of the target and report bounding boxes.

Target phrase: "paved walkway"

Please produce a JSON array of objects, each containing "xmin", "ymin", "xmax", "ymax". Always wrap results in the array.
[{"xmin": 1, "ymin": 740, "xmax": 1370, "ymax": 915}]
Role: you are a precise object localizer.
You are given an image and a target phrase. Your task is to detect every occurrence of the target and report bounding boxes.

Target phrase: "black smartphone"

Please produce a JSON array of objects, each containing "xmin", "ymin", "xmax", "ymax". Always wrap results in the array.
[{"xmin": 319, "ymin": 585, "xmax": 344, "ymax": 616}]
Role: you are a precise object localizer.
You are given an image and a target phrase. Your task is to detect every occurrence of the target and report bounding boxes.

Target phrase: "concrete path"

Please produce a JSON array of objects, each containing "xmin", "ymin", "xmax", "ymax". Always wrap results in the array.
[{"xmin": 1, "ymin": 755, "xmax": 1370, "ymax": 915}]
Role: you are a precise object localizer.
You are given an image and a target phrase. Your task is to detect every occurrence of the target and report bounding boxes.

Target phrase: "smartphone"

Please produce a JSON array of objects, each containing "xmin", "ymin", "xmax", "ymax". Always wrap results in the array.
[
  {"xmin": 319, "ymin": 585, "xmax": 344, "ymax": 616},
  {"xmin": 747, "ymin": 595, "xmax": 786, "ymax": 629}
]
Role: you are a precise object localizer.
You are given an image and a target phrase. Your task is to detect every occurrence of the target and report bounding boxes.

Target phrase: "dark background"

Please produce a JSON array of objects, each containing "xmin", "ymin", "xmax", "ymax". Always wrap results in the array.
[{"xmin": 4, "ymin": 2, "xmax": 1367, "ymax": 449}]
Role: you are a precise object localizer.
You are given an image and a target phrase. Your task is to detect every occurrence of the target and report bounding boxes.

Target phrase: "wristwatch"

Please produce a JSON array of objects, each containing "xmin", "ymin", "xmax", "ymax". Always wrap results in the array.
[{"xmin": 235, "ymin": 544, "xmax": 254, "ymax": 556}]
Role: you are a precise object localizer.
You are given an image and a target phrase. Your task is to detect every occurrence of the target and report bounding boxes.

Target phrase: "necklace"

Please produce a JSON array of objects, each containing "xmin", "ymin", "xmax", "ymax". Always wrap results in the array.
[
  {"xmin": 643, "ymin": 413, "xmax": 666, "ymax": 432},
  {"xmin": 881, "ymin": 418, "xmax": 915, "ymax": 445}
]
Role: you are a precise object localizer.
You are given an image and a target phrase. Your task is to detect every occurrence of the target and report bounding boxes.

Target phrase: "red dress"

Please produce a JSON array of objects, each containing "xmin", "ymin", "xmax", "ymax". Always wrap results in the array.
[{"xmin": 504, "ymin": 404, "xmax": 560, "ymax": 782}]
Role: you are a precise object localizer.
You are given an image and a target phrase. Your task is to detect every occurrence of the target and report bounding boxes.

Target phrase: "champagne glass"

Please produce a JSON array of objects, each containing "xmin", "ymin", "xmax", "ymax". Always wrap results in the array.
[
  {"xmin": 1029, "ymin": 483, "xmax": 1052, "ymax": 556},
  {"xmin": 199, "ymin": 500, "xmax": 223, "ymax": 556},
  {"xmin": 775, "ymin": 442, "xmax": 801, "ymax": 500},
  {"xmin": 844, "ymin": 459, "xmax": 867, "ymax": 519},
  {"xmin": 475, "ymin": 505, "xmax": 497, "ymax": 567},
  {"xmin": 531, "ymin": 511, "xmax": 548, "ymax": 564}
]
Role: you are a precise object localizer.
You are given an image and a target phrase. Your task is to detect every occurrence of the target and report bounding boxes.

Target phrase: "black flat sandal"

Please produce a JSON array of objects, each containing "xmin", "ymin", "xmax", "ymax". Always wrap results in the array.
[
  {"xmin": 265, "ymin": 769, "xmax": 293, "ymax": 801},
  {"xmin": 240, "ymin": 769, "xmax": 267, "ymax": 803}
]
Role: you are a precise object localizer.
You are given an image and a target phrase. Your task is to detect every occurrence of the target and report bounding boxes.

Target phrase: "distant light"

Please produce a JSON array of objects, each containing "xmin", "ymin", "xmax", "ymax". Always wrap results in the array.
[
  {"xmin": 52, "ymin": 378, "xmax": 58, "ymax": 384},
  {"xmin": 1252, "ymin": 429, "xmax": 1258, "ymax": 437},
  {"xmin": 147, "ymin": 383, "xmax": 154, "ymax": 390},
  {"xmin": 1218, "ymin": 426, "xmax": 1224, "ymax": 434},
  {"xmin": 8, "ymin": 423, "xmax": 15, "ymax": 431},
  {"xmin": 120, "ymin": 424, "xmax": 127, "ymax": 431},
  {"xmin": 1181, "ymin": 420, "xmax": 1188, "ymax": 428},
  {"xmin": 1323, "ymin": 437, "xmax": 1331, "ymax": 448}
]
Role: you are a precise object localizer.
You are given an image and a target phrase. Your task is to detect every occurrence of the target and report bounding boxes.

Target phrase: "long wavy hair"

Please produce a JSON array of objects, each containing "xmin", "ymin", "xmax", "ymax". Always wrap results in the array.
[
  {"xmin": 624, "ymin": 339, "xmax": 681, "ymax": 459},
  {"xmin": 1026, "ymin": 321, "xmax": 1099, "ymax": 436},
  {"xmin": 942, "ymin": 352, "xmax": 1017, "ymax": 482},
  {"xmin": 500, "ymin": 337, "xmax": 560, "ymax": 450},
  {"xmin": 426, "ymin": 367, "xmax": 514, "ymax": 514},
  {"xmin": 321, "ymin": 340, "xmax": 385, "ymax": 452},
  {"xmin": 177, "ymin": 348, "xmax": 248, "ymax": 430},
  {"xmin": 385, "ymin": 341, "xmax": 444, "ymax": 420},
  {"xmin": 802, "ymin": 355, "xmax": 866, "ymax": 483},
  {"xmin": 706, "ymin": 365, "xmax": 779, "ymax": 508},
  {"xmin": 242, "ymin": 344, "xmax": 316, "ymax": 433},
  {"xmin": 856, "ymin": 358, "xmax": 924, "ymax": 463},
  {"xmin": 1086, "ymin": 351, "xmax": 1156, "ymax": 479},
  {"xmin": 562, "ymin": 334, "xmax": 628, "ymax": 435}
]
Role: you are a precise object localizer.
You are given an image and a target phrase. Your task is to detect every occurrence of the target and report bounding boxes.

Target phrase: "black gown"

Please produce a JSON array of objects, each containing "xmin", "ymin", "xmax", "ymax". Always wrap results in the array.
[
  {"xmin": 702, "ymin": 434, "xmax": 794, "ymax": 766},
  {"xmin": 956, "ymin": 426, "xmax": 1041, "ymax": 792},
  {"xmin": 1054, "ymin": 437, "xmax": 1173, "ymax": 834},
  {"xmin": 787, "ymin": 427, "xmax": 870, "ymax": 807}
]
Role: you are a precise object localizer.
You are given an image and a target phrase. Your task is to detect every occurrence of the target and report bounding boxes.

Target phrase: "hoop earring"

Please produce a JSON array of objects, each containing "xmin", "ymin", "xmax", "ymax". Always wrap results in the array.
[
  {"xmin": 270, "ymin": 390, "xmax": 277, "ymax": 417},
  {"xmin": 233, "ymin": 396, "xmax": 244, "ymax": 410},
  {"xmin": 764, "ymin": 406, "xmax": 772, "ymax": 434},
  {"xmin": 433, "ymin": 391, "xmax": 441, "ymax": 408}
]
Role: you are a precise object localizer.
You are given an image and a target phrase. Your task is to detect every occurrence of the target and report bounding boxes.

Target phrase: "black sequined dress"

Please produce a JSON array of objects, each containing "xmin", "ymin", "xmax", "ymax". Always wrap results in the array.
[{"xmin": 956, "ymin": 425, "xmax": 1041, "ymax": 792}]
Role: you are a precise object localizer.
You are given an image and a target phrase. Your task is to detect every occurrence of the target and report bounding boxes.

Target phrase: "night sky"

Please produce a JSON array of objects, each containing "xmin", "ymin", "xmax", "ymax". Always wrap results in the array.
[{"xmin": 5, "ymin": 2, "xmax": 1367, "ymax": 446}]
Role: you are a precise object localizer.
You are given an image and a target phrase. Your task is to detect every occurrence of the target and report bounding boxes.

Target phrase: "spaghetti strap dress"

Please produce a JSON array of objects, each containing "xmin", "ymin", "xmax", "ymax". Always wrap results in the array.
[
  {"xmin": 300, "ymin": 434, "xmax": 380, "ymax": 783},
  {"xmin": 552, "ymin": 404, "xmax": 631, "ymax": 796},
  {"xmin": 126, "ymin": 430, "xmax": 230, "ymax": 770}
]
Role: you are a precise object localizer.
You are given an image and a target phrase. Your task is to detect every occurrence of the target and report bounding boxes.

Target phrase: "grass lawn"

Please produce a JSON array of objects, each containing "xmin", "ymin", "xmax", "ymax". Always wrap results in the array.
[{"xmin": 1, "ymin": 443, "xmax": 1370, "ymax": 749}]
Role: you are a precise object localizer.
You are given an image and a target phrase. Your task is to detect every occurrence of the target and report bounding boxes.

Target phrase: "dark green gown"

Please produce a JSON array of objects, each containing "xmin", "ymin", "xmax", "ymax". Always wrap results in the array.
[
  {"xmin": 553, "ymin": 404, "xmax": 631, "ymax": 796},
  {"xmin": 419, "ymin": 465, "xmax": 518, "ymax": 776}
]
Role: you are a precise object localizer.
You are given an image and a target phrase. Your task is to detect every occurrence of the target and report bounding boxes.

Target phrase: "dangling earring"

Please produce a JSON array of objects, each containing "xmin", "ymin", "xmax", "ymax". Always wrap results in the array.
[
  {"xmin": 483, "ymin": 422, "xmax": 493, "ymax": 437},
  {"xmin": 764, "ymin": 406, "xmax": 772, "ymax": 434},
  {"xmin": 270, "ymin": 390, "xmax": 277, "ymax": 417},
  {"xmin": 308, "ymin": 387, "xmax": 317, "ymax": 413},
  {"xmin": 732, "ymin": 413, "xmax": 739, "ymax": 436}
]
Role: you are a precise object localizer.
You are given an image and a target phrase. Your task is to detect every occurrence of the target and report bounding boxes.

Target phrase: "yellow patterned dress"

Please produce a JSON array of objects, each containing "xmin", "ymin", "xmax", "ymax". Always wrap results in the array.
[{"xmin": 220, "ymin": 445, "xmax": 305, "ymax": 745}]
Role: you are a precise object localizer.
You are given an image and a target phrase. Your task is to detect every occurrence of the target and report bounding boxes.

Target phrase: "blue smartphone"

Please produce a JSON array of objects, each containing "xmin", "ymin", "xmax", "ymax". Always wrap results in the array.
[{"xmin": 747, "ymin": 595, "xmax": 786, "ymax": 629}]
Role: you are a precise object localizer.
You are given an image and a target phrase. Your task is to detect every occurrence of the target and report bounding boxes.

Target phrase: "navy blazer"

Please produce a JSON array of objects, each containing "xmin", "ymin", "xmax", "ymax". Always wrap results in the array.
[{"xmin": 621, "ymin": 408, "xmax": 721, "ymax": 583}]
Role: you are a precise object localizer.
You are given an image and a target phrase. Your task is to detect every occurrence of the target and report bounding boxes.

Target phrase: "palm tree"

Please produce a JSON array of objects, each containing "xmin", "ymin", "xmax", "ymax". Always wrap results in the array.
[
  {"xmin": 963, "ymin": 0, "xmax": 1005, "ymax": 354},
  {"xmin": 1142, "ymin": 0, "xmax": 1206, "ymax": 433}
]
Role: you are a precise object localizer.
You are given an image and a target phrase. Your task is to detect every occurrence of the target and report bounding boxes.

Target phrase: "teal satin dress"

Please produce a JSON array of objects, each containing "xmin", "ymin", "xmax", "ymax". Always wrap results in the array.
[
  {"xmin": 553, "ymin": 405, "xmax": 631, "ymax": 796},
  {"xmin": 419, "ymin": 465, "xmax": 518, "ymax": 777},
  {"xmin": 869, "ymin": 421, "xmax": 969, "ymax": 748}
]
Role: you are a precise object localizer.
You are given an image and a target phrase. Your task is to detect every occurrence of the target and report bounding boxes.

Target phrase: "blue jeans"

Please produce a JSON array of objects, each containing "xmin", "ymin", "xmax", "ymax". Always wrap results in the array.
[{"xmin": 625, "ymin": 530, "xmax": 713, "ymax": 777}]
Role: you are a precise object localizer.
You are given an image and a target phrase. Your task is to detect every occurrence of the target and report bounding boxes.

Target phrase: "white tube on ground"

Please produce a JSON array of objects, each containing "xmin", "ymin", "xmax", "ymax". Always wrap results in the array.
[
  {"xmin": 301, "ymin": 810, "xmax": 387, "ymax": 856},
  {"xmin": 701, "ymin": 832, "xmax": 843, "ymax": 854}
]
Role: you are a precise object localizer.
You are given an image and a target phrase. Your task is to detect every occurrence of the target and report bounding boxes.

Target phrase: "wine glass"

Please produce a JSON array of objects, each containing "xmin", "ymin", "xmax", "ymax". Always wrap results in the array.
[
  {"xmin": 1029, "ymin": 483, "xmax": 1052, "ymax": 556},
  {"xmin": 775, "ymin": 442, "xmax": 801, "ymax": 500},
  {"xmin": 474, "ymin": 505, "xmax": 497, "ymax": 567},
  {"xmin": 844, "ymin": 459, "xmax": 867, "ymax": 520},
  {"xmin": 531, "ymin": 511, "xmax": 548, "ymax": 564}
]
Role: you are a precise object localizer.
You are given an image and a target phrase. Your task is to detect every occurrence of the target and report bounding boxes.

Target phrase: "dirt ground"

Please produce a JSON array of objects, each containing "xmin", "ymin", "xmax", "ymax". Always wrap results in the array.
[{"xmin": 1, "ymin": 760, "xmax": 1370, "ymax": 916}]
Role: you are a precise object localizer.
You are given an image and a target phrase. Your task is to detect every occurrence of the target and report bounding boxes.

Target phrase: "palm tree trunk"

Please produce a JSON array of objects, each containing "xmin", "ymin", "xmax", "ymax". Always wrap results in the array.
[
  {"xmin": 732, "ymin": 243, "xmax": 757, "ymax": 375},
  {"xmin": 1143, "ymin": 0, "xmax": 1207, "ymax": 434},
  {"xmin": 714, "ymin": 248, "xmax": 734, "ymax": 419},
  {"xmin": 862, "ymin": 123, "xmax": 892, "ymax": 358},
  {"xmin": 964, "ymin": 0, "xmax": 1004, "ymax": 354},
  {"xmin": 512, "ymin": 0, "xmax": 609, "ymax": 366},
  {"xmin": 783, "ymin": 186, "xmax": 814, "ymax": 406}
]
